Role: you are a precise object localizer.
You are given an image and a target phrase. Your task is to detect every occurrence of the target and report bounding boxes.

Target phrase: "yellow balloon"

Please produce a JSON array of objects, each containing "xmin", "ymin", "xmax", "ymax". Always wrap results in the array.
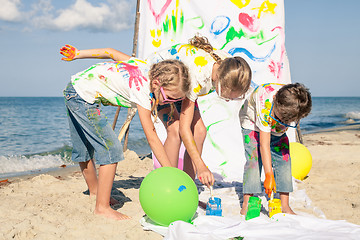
[{"xmin": 290, "ymin": 142, "xmax": 312, "ymax": 180}]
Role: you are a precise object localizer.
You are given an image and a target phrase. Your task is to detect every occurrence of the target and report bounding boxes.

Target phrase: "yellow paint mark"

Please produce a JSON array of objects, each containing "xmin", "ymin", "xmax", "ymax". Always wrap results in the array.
[
  {"xmin": 178, "ymin": 44, "xmax": 197, "ymax": 56},
  {"xmin": 150, "ymin": 29, "xmax": 162, "ymax": 48},
  {"xmin": 194, "ymin": 56, "xmax": 208, "ymax": 67},
  {"xmin": 252, "ymin": 0, "xmax": 277, "ymax": 19},
  {"xmin": 193, "ymin": 84, "xmax": 202, "ymax": 94},
  {"xmin": 230, "ymin": 0, "xmax": 251, "ymax": 9}
]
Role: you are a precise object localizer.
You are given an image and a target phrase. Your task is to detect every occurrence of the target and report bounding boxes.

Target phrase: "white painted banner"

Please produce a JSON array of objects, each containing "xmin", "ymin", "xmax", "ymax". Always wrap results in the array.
[{"xmin": 137, "ymin": 0, "xmax": 292, "ymax": 182}]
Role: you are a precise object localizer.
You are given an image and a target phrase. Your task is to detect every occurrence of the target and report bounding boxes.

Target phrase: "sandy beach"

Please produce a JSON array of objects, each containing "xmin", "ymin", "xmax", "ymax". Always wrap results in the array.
[{"xmin": 1, "ymin": 126, "xmax": 360, "ymax": 239}]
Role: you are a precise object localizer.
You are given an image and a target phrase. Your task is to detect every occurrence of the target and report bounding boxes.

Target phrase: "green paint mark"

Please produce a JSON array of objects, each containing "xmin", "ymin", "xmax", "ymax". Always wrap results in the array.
[
  {"xmin": 219, "ymin": 161, "xmax": 227, "ymax": 166},
  {"xmin": 220, "ymin": 27, "xmax": 278, "ymax": 50},
  {"xmin": 172, "ymin": 15, "xmax": 177, "ymax": 32},
  {"xmin": 161, "ymin": 8, "xmax": 184, "ymax": 38},
  {"xmin": 244, "ymin": 135, "xmax": 251, "ymax": 144},
  {"xmin": 185, "ymin": 16, "xmax": 204, "ymax": 30},
  {"xmin": 163, "ymin": 16, "xmax": 169, "ymax": 33},
  {"xmin": 282, "ymin": 142, "xmax": 289, "ymax": 149}
]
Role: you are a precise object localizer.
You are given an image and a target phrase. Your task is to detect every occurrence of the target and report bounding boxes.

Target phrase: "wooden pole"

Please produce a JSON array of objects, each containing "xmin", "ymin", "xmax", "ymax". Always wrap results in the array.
[
  {"xmin": 117, "ymin": 0, "xmax": 141, "ymax": 150},
  {"xmin": 296, "ymin": 123, "xmax": 303, "ymax": 144},
  {"xmin": 112, "ymin": 105, "xmax": 121, "ymax": 130}
]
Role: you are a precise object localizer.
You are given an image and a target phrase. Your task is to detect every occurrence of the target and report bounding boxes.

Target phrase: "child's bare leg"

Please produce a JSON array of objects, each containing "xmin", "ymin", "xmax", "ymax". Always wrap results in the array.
[
  {"xmin": 183, "ymin": 109, "xmax": 206, "ymax": 179},
  {"xmin": 158, "ymin": 106, "xmax": 181, "ymax": 167},
  {"xmin": 94, "ymin": 163, "xmax": 130, "ymax": 220},
  {"xmin": 161, "ymin": 110, "xmax": 181, "ymax": 167},
  {"xmin": 240, "ymin": 194, "xmax": 253, "ymax": 215},
  {"xmin": 79, "ymin": 160, "xmax": 119, "ymax": 205},
  {"xmin": 79, "ymin": 160, "xmax": 98, "ymax": 196},
  {"xmin": 279, "ymin": 192, "xmax": 295, "ymax": 215}
]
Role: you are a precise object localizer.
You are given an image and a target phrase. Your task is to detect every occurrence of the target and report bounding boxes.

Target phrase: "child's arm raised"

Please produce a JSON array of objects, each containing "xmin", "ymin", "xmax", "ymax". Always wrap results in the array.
[
  {"xmin": 60, "ymin": 44, "xmax": 131, "ymax": 61},
  {"xmin": 137, "ymin": 104, "xmax": 172, "ymax": 167},
  {"xmin": 179, "ymin": 98, "xmax": 215, "ymax": 187},
  {"xmin": 259, "ymin": 130, "xmax": 276, "ymax": 197}
]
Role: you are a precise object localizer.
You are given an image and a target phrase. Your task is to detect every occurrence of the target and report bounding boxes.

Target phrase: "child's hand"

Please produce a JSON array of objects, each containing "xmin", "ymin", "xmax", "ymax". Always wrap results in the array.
[
  {"xmin": 264, "ymin": 172, "xmax": 276, "ymax": 198},
  {"xmin": 197, "ymin": 166, "xmax": 215, "ymax": 188},
  {"xmin": 60, "ymin": 44, "xmax": 78, "ymax": 61}
]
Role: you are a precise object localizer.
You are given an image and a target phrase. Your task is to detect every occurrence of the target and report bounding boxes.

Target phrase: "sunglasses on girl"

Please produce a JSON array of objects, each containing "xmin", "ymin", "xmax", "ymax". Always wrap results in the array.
[
  {"xmin": 269, "ymin": 104, "xmax": 298, "ymax": 128},
  {"xmin": 217, "ymin": 81, "xmax": 245, "ymax": 101},
  {"xmin": 160, "ymin": 87, "xmax": 185, "ymax": 103}
]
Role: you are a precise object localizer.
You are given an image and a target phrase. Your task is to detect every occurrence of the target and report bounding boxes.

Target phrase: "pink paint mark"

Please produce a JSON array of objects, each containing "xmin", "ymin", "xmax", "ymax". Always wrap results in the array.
[
  {"xmin": 278, "ymin": 137, "xmax": 290, "ymax": 162},
  {"xmin": 238, "ymin": 13, "xmax": 260, "ymax": 32},
  {"xmin": 147, "ymin": 0, "xmax": 172, "ymax": 24},
  {"xmin": 264, "ymin": 85, "xmax": 275, "ymax": 93},
  {"xmin": 120, "ymin": 62, "xmax": 148, "ymax": 91},
  {"xmin": 96, "ymin": 109, "xmax": 101, "ymax": 116},
  {"xmin": 268, "ymin": 26, "xmax": 285, "ymax": 80}
]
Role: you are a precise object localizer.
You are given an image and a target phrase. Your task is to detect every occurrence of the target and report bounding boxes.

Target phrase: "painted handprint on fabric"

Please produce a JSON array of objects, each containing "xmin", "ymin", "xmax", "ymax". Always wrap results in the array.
[{"xmin": 118, "ymin": 62, "xmax": 148, "ymax": 91}]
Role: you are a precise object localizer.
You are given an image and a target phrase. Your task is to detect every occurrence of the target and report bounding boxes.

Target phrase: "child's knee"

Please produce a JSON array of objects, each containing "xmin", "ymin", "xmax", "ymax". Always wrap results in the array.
[
  {"xmin": 194, "ymin": 124, "xmax": 207, "ymax": 142},
  {"xmin": 166, "ymin": 120, "xmax": 180, "ymax": 139}
]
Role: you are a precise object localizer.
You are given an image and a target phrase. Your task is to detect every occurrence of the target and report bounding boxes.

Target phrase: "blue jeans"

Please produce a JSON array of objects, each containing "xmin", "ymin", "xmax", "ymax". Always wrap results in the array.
[
  {"xmin": 63, "ymin": 82, "xmax": 124, "ymax": 165},
  {"xmin": 242, "ymin": 128, "xmax": 293, "ymax": 194}
]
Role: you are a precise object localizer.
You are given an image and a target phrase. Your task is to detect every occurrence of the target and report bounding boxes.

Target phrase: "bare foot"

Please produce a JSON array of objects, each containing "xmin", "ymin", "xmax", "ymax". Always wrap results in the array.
[
  {"xmin": 282, "ymin": 206, "xmax": 296, "ymax": 215},
  {"xmin": 94, "ymin": 206, "xmax": 131, "ymax": 220},
  {"xmin": 240, "ymin": 208, "xmax": 247, "ymax": 215}
]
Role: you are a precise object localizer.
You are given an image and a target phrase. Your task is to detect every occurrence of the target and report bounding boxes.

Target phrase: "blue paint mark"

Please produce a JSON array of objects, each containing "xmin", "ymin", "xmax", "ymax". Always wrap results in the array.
[
  {"xmin": 210, "ymin": 16, "xmax": 230, "ymax": 35},
  {"xmin": 169, "ymin": 47, "xmax": 178, "ymax": 55},
  {"xmin": 178, "ymin": 185, "xmax": 186, "ymax": 192},
  {"xmin": 228, "ymin": 43, "xmax": 276, "ymax": 62}
]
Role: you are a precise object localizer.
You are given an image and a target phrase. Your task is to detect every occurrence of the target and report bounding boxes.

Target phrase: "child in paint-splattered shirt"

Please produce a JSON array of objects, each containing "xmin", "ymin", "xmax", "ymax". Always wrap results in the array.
[
  {"xmin": 60, "ymin": 35, "xmax": 253, "ymax": 188},
  {"xmin": 62, "ymin": 55, "xmax": 190, "ymax": 220},
  {"xmin": 239, "ymin": 83, "xmax": 312, "ymax": 216}
]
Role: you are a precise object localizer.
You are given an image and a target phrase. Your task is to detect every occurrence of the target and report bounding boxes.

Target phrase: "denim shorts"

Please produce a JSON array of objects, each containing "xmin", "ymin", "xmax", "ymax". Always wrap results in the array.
[
  {"xmin": 63, "ymin": 82, "xmax": 124, "ymax": 165},
  {"xmin": 242, "ymin": 128, "xmax": 293, "ymax": 193}
]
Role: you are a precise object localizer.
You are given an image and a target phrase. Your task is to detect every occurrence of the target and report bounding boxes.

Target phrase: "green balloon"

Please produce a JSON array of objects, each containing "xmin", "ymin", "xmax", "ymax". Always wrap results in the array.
[{"xmin": 139, "ymin": 167, "xmax": 199, "ymax": 226}]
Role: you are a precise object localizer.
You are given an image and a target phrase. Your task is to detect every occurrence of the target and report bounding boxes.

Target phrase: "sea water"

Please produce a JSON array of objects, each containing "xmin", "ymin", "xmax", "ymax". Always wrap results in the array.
[
  {"xmin": 0, "ymin": 97, "xmax": 150, "ymax": 178},
  {"xmin": 0, "ymin": 97, "xmax": 359, "ymax": 178}
]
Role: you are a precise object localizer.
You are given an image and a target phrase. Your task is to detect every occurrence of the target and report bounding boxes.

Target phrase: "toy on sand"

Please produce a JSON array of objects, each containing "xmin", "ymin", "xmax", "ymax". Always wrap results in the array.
[
  {"xmin": 290, "ymin": 142, "xmax": 312, "ymax": 180},
  {"xmin": 245, "ymin": 196, "xmax": 262, "ymax": 220},
  {"xmin": 139, "ymin": 167, "xmax": 198, "ymax": 226},
  {"xmin": 268, "ymin": 192, "xmax": 282, "ymax": 218},
  {"xmin": 206, "ymin": 186, "xmax": 222, "ymax": 216}
]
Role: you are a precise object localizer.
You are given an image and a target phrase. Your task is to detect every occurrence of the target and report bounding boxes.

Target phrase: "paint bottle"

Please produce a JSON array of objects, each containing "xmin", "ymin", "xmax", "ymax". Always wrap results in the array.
[
  {"xmin": 206, "ymin": 197, "xmax": 222, "ymax": 216},
  {"xmin": 268, "ymin": 198, "xmax": 282, "ymax": 218},
  {"xmin": 245, "ymin": 196, "xmax": 262, "ymax": 220}
]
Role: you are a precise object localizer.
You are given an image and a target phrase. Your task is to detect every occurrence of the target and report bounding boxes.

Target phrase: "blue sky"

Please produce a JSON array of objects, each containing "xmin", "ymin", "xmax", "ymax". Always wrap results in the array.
[{"xmin": 0, "ymin": 0, "xmax": 359, "ymax": 97}]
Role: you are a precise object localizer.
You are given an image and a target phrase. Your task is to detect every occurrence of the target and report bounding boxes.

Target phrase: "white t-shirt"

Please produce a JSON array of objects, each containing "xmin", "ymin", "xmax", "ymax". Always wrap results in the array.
[
  {"xmin": 145, "ymin": 44, "xmax": 231, "ymax": 102},
  {"xmin": 71, "ymin": 58, "xmax": 152, "ymax": 110},
  {"xmin": 239, "ymin": 83, "xmax": 288, "ymax": 136}
]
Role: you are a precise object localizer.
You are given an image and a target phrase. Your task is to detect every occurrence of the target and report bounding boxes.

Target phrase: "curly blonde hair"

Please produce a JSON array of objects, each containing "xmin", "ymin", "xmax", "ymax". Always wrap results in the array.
[
  {"xmin": 189, "ymin": 34, "xmax": 252, "ymax": 97},
  {"xmin": 148, "ymin": 60, "xmax": 190, "ymax": 120}
]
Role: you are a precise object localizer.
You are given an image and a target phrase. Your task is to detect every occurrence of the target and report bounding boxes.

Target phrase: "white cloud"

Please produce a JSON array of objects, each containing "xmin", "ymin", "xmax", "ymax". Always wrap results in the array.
[
  {"xmin": 0, "ymin": 0, "xmax": 22, "ymax": 22},
  {"xmin": 32, "ymin": 0, "xmax": 135, "ymax": 32}
]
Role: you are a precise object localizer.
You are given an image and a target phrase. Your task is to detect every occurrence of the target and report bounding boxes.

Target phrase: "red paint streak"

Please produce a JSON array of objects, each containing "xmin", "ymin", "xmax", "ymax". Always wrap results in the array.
[
  {"xmin": 147, "ymin": 0, "xmax": 172, "ymax": 24},
  {"xmin": 268, "ymin": 26, "xmax": 285, "ymax": 80},
  {"xmin": 120, "ymin": 62, "xmax": 148, "ymax": 91},
  {"xmin": 238, "ymin": 13, "xmax": 259, "ymax": 32},
  {"xmin": 96, "ymin": 109, "xmax": 101, "ymax": 116}
]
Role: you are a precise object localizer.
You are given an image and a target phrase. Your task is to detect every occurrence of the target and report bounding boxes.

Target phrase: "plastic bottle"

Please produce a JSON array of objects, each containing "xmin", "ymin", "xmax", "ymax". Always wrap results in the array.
[
  {"xmin": 268, "ymin": 198, "xmax": 282, "ymax": 218},
  {"xmin": 245, "ymin": 196, "xmax": 262, "ymax": 220}
]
